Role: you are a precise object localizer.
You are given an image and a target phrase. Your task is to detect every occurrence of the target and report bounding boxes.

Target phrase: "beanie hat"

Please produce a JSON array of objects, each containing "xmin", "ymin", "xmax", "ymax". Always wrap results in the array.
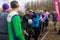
[{"xmin": 2, "ymin": 3, "xmax": 9, "ymax": 10}]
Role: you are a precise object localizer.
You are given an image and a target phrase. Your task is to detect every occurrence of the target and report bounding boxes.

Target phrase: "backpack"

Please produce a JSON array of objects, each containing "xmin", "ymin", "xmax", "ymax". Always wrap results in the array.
[{"xmin": 0, "ymin": 11, "xmax": 9, "ymax": 34}]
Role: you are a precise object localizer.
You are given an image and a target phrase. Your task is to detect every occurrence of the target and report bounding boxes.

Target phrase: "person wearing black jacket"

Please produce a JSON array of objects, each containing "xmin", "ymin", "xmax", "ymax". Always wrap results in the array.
[
  {"xmin": 52, "ymin": 11, "xmax": 58, "ymax": 31},
  {"xmin": 23, "ymin": 10, "xmax": 36, "ymax": 40}
]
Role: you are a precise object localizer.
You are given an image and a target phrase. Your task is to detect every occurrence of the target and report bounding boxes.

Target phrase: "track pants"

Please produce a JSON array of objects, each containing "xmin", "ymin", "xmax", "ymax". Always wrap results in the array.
[
  {"xmin": 45, "ymin": 20, "xmax": 49, "ymax": 31},
  {"xmin": 41, "ymin": 22, "xmax": 45, "ymax": 33},
  {"xmin": 25, "ymin": 25, "xmax": 33, "ymax": 40},
  {"xmin": 33, "ymin": 27, "xmax": 40, "ymax": 40}
]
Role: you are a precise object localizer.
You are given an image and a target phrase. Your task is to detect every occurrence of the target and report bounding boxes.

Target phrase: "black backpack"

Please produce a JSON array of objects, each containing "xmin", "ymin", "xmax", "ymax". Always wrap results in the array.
[{"xmin": 0, "ymin": 11, "xmax": 9, "ymax": 34}]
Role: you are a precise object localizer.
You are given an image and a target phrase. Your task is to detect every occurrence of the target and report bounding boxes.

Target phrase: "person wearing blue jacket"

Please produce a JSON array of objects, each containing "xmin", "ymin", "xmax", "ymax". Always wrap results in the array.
[
  {"xmin": 32, "ymin": 10, "xmax": 40, "ymax": 40},
  {"xmin": 36, "ymin": 10, "xmax": 42, "ymax": 33}
]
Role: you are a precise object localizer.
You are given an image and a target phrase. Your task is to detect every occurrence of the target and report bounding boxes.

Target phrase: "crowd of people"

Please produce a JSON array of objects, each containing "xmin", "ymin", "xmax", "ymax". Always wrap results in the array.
[{"xmin": 0, "ymin": 0, "xmax": 58, "ymax": 40}]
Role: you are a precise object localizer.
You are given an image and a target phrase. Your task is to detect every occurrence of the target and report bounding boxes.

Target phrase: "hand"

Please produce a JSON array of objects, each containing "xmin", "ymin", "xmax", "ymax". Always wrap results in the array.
[
  {"xmin": 23, "ymin": 30, "xmax": 29, "ymax": 36},
  {"xmin": 22, "ymin": 30, "xmax": 26, "ymax": 34},
  {"xmin": 41, "ymin": 19, "xmax": 45, "ymax": 22}
]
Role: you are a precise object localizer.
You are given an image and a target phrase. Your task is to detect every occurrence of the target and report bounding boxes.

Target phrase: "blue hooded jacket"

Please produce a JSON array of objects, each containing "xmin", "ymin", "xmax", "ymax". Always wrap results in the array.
[
  {"xmin": 38, "ymin": 13, "xmax": 42, "ymax": 24},
  {"xmin": 32, "ymin": 13, "xmax": 40, "ymax": 27}
]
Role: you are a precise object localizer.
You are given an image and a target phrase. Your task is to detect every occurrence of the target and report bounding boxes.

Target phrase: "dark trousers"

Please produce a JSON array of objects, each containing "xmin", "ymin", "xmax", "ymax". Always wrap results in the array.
[
  {"xmin": 0, "ymin": 34, "xmax": 8, "ymax": 40},
  {"xmin": 41, "ymin": 20, "xmax": 48, "ymax": 33},
  {"xmin": 25, "ymin": 30, "xmax": 33, "ymax": 40},
  {"xmin": 41, "ymin": 22, "xmax": 45, "ymax": 33},
  {"xmin": 39, "ymin": 24, "xmax": 42, "ymax": 32},
  {"xmin": 33, "ymin": 27, "xmax": 40, "ymax": 40},
  {"xmin": 45, "ymin": 20, "xmax": 49, "ymax": 31},
  {"xmin": 25, "ymin": 25, "xmax": 33, "ymax": 40}
]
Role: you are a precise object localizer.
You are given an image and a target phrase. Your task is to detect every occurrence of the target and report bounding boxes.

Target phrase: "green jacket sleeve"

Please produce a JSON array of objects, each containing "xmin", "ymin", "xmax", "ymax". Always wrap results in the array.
[{"xmin": 12, "ymin": 15, "xmax": 25, "ymax": 40}]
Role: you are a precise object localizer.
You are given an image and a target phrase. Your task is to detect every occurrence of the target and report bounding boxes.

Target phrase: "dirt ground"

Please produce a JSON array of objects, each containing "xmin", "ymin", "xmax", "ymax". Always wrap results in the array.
[
  {"xmin": 40, "ymin": 21, "xmax": 60, "ymax": 40},
  {"xmin": 44, "ymin": 30, "xmax": 60, "ymax": 40}
]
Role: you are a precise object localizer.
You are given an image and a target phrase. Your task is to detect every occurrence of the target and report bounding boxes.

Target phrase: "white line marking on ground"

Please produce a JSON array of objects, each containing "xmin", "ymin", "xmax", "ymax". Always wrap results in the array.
[{"xmin": 41, "ymin": 31, "xmax": 49, "ymax": 40}]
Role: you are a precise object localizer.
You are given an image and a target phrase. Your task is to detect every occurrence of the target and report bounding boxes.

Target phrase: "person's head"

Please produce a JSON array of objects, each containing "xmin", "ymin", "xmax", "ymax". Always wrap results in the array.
[
  {"xmin": 2, "ymin": 3, "xmax": 9, "ymax": 11},
  {"xmin": 27, "ymin": 8, "xmax": 33, "ymax": 13},
  {"xmin": 33, "ymin": 9, "xmax": 37, "ymax": 14},
  {"xmin": 10, "ymin": 1, "xmax": 19, "ymax": 12},
  {"xmin": 42, "ymin": 10, "xmax": 46, "ymax": 14},
  {"xmin": 53, "ymin": 11, "xmax": 56, "ymax": 13},
  {"xmin": 43, "ymin": 10, "xmax": 46, "ymax": 12},
  {"xmin": 40, "ymin": 9, "xmax": 43, "ymax": 13},
  {"xmin": 36, "ymin": 9, "xmax": 40, "ymax": 13},
  {"xmin": 26, "ymin": 10, "xmax": 29, "ymax": 14}
]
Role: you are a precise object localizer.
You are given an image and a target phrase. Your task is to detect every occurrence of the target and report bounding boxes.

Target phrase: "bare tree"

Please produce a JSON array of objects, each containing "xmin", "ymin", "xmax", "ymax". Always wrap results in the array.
[{"xmin": 25, "ymin": 0, "xmax": 60, "ymax": 12}]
